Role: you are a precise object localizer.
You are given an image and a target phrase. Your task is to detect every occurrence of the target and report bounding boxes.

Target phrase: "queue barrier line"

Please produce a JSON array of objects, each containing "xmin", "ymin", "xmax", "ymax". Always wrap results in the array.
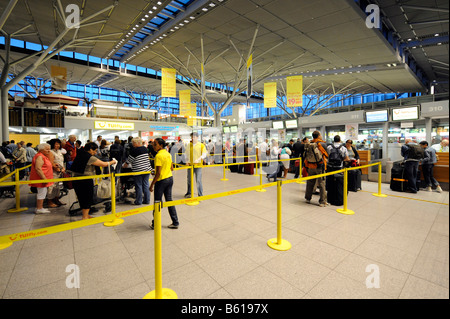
[
  {"xmin": 0, "ymin": 164, "xmax": 32, "ymax": 183},
  {"xmin": 0, "ymin": 159, "xmax": 387, "ymax": 299},
  {"xmin": 0, "ymin": 203, "xmax": 154, "ymax": 249}
]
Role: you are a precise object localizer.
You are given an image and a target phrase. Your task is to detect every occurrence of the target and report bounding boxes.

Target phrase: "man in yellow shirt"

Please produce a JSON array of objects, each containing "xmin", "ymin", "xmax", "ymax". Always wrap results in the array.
[
  {"xmin": 149, "ymin": 138, "xmax": 179, "ymax": 229},
  {"xmin": 185, "ymin": 132, "xmax": 207, "ymax": 198}
]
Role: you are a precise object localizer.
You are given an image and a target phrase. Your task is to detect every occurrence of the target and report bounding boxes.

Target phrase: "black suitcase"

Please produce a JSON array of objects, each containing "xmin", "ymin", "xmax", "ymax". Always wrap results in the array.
[
  {"xmin": 326, "ymin": 173, "xmax": 346, "ymax": 206},
  {"xmin": 348, "ymin": 169, "xmax": 362, "ymax": 192},
  {"xmin": 390, "ymin": 161, "xmax": 408, "ymax": 192},
  {"xmin": 229, "ymin": 159, "xmax": 238, "ymax": 173}
]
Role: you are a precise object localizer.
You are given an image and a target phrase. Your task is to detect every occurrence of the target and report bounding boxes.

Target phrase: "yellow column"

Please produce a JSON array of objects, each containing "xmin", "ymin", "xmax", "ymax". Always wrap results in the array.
[
  {"xmin": 372, "ymin": 162, "xmax": 388, "ymax": 198},
  {"xmin": 256, "ymin": 161, "xmax": 267, "ymax": 193},
  {"xmin": 144, "ymin": 201, "xmax": 177, "ymax": 299},
  {"xmin": 336, "ymin": 168, "xmax": 355, "ymax": 215},
  {"xmin": 221, "ymin": 162, "xmax": 228, "ymax": 181},
  {"xmin": 104, "ymin": 172, "xmax": 124, "ymax": 226},
  {"xmin": 296, "ymin": 158, "xmax": 305, "ymax": 184},
  {"xmin": 267, "ymin": 180, "xmax": 291, "ymax": 251},
  {"xmin": 7, "ymin": 169, "xmax": 28, "ymax": 213}
]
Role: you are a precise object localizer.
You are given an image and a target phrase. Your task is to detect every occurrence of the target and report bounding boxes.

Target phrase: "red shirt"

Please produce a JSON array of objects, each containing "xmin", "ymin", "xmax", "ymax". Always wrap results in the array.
[
  {"xmin": 30, "ymin": 153, "xmax": 54, "ymax": 188},
  {"xmin": 64, "ymin": 141, "xmax": 77, "ymax": 162}
]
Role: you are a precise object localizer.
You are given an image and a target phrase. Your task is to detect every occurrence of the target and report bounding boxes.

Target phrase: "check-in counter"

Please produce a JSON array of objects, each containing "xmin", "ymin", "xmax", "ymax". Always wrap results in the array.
[
  {"xmin": 419, "ymin": 152, "xmax": 449, "ymax": 187},
  {"xmin": 358, "ymin": 150, "xmax": 371, "ymax": 175}
]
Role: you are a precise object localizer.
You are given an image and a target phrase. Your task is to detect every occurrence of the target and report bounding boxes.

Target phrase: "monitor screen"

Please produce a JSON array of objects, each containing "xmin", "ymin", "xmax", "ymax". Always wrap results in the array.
[
  {"xmin": 272, "ymin": 121, "xmax": 284, "ymax": 129},
  {"xmin": 230, "ymin": 126, "xmax": 238, "ymax": 133},
  {"xmin": 392, "ymin": 106, "xmax": 419, "ymax": 121},
  {"xmin": 223, "ymin": 127, "xmax": 230, "ymax": 133},
  {"xmin": 365, "ymin": 110, "xmax": 388, "ymax": 123},
  {"xmin": 285, "ymin": 119, "xmax": 298, "ymax": 129}
]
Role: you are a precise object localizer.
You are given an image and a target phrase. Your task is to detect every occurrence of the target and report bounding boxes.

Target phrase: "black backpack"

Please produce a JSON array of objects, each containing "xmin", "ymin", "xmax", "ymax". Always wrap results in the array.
[
  {"xmin": 407, "ymin": 144, "xmax": 425, "ymax": 160},
  {"xmin": 328, "ymin": 145, "xmax": 344, "ymax": 167}
]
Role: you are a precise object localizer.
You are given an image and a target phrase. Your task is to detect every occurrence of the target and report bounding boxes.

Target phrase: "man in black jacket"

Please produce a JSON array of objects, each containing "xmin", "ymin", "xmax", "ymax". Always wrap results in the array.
[{"xmin": 293, "ymin": 137, "xmax": 309, "ymax": 178}]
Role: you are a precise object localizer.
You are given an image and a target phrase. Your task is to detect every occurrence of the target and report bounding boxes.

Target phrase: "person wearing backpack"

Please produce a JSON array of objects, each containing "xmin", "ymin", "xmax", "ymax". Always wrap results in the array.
[
  {"xmin": 326, "ymin": 135, "xmax": 350, "ymax": 172},
  {"xmin": 401, "ymin": 139, "xmax": 425, "ymax": 193},
  {"xmin": 303, "ymin": 131, "xmax": 329, "ymax": 207}
]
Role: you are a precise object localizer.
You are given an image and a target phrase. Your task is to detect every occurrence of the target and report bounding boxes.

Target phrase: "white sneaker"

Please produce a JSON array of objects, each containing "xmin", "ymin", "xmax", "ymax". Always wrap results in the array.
[
  {"xmin": 436, "ymin": 186, "xmax": 443, "ymax": 193},
  {"xmin": 35, "ymin": 208, "xmax": 51, "ymax": 214},
  {"xmin": 426, "ymin": 186, "xmax": 432, "ymax": 192}
]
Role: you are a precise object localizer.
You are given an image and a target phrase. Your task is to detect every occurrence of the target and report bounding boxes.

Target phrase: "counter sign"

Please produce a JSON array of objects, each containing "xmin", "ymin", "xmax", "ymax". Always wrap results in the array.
[{"xmin": 94, "ymin": 121, "xmax": 135, "ymax": 130}]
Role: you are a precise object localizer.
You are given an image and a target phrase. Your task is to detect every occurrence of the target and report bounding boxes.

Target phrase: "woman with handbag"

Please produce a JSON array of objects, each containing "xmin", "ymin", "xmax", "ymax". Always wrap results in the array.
[
  {"xmin": 344, "ymin": 140, "xmax": 360, "ymax": 167},
  {"xmin": 70, "ymin": 142, "xmax": 117, "ymax": 220}
]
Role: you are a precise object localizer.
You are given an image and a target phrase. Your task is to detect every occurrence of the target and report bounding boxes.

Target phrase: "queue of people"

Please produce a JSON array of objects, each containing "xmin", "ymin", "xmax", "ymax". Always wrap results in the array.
[{"xmin": 0, "ymin": 132, "xmax": 448, "ymax": 226}]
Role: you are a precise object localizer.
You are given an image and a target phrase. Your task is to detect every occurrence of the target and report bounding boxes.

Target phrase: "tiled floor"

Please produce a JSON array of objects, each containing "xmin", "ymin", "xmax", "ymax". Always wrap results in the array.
[{"xmin": 0, "ymin": 167, "xmax": 448, "ymax": 299}]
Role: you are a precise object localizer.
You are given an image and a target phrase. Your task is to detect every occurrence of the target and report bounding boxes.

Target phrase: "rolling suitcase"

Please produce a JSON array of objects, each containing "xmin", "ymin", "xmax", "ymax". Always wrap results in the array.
[
  {"xmin": 243, "ymin": 162, "xmax": 254, "ymax": 175},
  {"xmin": 326, "ymin": 173, "xmax": 346, "ymax": 206},
  {"xmin": 348, "ymin": 169, "xmax": 362, "ymax": 192},
  {"xmin": 390, "ymin": 161, "xmax": 407, "ymax": 192}
]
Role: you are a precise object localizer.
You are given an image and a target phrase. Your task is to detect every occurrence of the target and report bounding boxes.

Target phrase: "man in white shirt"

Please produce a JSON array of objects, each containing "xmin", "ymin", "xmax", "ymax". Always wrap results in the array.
[
  {"xmin": 258, "ymin": 138, "xmax": 268, "ymax": 166},
  {"xmin": 327, "ymin": 135, "xmax": 350, "ymax": 171},
  {"xmin": 95, "ymin": 135, "xmax": 103, "ymax": 147},
  {"xmin": 431, "ymin": 139, "xmax": 449, "ymax": 153}
]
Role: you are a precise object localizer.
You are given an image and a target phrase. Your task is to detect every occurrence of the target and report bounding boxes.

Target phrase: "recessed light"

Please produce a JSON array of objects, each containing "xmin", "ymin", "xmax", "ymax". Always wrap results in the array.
[{"xmin": 202, "ymin": 8, "xmax": 208, "ymax": 11}]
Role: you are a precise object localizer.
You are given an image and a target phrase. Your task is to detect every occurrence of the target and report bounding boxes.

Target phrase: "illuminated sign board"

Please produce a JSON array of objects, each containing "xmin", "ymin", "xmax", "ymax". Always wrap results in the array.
[
  {"xmin": 94, "ymin": 121, "xmax": 135, "ymax": 130},
  {"xmin": 392, "ymin": 106, "xmax": 419, "ymax": 121},
  {"xmin": 272, "ymin": 121, "xmax": 284, "ymax": 129},
  {"xmin": 365, "ymin": 110, "xmax": 388, "ymax": 123},
  {"xmin": 285, "ymin": 119, "xmax": 298, "ymax": 129}
]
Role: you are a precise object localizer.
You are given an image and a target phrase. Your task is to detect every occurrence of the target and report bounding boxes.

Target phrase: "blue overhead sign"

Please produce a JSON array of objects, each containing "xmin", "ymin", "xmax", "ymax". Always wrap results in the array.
[{"xmin": 150, "ymin": 125, "xmax": 179, "ymax": 131}]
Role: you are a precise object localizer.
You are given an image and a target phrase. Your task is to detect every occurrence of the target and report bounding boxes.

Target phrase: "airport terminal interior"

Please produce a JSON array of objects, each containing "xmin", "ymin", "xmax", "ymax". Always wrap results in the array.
[{"xmin": 0, "ymin": 0, "xmax": 449, "ymax": 300}]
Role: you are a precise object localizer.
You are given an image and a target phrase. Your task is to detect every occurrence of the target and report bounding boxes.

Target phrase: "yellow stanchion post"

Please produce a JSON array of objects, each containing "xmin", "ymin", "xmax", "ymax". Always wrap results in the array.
[
  {"xmin": 186, "ymin": 165, "xmax": 199, "ymax": 206},
  {"xmin": 336, "ymin": 168, "xmax": 355, "ymax": 215},
  {"xmin": 104, "ymin": 172, "xmax": 124, "ymax": 227},
  {"xmin": 221, "ymin": 162, "xmax": 228, "ymax": 181},
  {"xmin": 253, "ymin": 158, "xmax": 260, "ymax": 177},
  {"xmin": 372, "ymin": 162, "xmax": 388, "ymax": 198},
  {"xmin": 256, "ymin": 161, "xmax": 267, "ymax": 193},
  {"xmin": 7, "ymin": 169, "xmax": 28, "ymax": 213},
  {"xmin": 296, "ymin": 158, "xmax": 305, "ymax": 184},
  {"xmin": 144, "ymin": 201, "xmax": 177, "ymax": 299},
  {"xmin": 267, "ymin": 180, "xmax": 291, "ymax": 251}
]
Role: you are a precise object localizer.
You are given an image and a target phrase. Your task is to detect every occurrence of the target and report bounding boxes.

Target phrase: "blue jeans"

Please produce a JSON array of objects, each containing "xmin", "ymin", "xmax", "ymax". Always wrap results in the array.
[
  {"xmin": 422, "ymin": 164, "xmax": 439, "ymax": 187},
  {"xmin": 134, "ymin": 173, "xmax": 150, "ymax": 205},
  {"xmin": 186, "ymin": 167, "xmax": 203, "ymax": 197},
  {"xmin": 151, "ymin": 176, "xmax": 179, "ymax": 227}
]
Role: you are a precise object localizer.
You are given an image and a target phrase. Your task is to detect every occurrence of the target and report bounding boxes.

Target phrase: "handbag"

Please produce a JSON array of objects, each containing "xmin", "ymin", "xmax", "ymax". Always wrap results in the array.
[
  {"xmin": 61, "ymin": 171, "xmax": 73, "ymax": 189},
  {"xmin": 96, "ymin": 164, "xmax": 111, "ymax": 199},
  {"xmin": 302, "ymin": 167, "xmax": 308, "ymax": 177}
]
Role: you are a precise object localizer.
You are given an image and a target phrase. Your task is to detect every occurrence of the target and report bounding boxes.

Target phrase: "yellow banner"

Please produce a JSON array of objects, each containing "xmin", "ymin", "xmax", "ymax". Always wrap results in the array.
[
  {"xmin": 161, "ymin": 68, "xmax": 177, "ymax": 97},
  {"xmin": 94, "ymin": 121, "xmax": 135, "ymax": 130},
  {"xmin": 188, "ymin": 103, "xmax": 197, "ymax": 126},
  {"xmin": 264, "ymin": 82, "xmax": 277, "ymax": 108},
  {"xmin": 179, "ymin": 90, "xmax": 191, "ymax": 117},
  {"xmin": 286, "ymin": 75, "xmax": 303, "ymax": 107}
]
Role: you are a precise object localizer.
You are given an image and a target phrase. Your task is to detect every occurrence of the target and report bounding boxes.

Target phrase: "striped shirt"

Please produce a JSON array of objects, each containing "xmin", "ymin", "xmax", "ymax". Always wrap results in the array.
[{"xmin": 126, "ymin": 146, "xmax": 151, "ymax": 172}]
